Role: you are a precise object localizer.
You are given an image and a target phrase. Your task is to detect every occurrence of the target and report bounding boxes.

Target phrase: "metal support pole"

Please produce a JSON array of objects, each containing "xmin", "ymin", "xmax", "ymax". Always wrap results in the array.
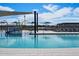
[
  {"xmin": 36, "ymin": 13, "xmax": 38, "ymax": 32},
  {"xmin": 34, "ymin": 11, "xmax": 37, "ymax": 35}
]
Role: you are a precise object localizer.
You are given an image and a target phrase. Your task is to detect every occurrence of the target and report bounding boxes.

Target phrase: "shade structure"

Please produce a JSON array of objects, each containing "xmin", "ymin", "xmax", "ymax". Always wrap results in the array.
[{"xmin": 0, "ymin": 11, "xmax": 32, "ymax": 16}]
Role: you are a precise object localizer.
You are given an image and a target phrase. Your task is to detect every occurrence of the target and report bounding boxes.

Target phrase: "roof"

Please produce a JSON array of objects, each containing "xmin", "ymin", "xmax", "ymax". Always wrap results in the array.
[
  {"xmin": 0, "ymin": 11, "xmax": 32, "ymax": 16},
  {"xmin": 57, "ymin": 23, "xmax": 79, "ymax": 25}
]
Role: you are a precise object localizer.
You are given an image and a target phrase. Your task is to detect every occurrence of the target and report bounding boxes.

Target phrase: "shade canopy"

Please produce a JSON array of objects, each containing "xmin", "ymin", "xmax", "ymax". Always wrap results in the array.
[{"xmin": 0, "ymin": 11, "xmax": 32, "ymax": 16}]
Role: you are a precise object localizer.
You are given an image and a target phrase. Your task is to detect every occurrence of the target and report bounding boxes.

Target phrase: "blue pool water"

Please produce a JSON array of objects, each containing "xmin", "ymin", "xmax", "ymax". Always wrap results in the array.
[{"xmin": 0, "ymin": 32, "xmax": 79, "ymax": 48}]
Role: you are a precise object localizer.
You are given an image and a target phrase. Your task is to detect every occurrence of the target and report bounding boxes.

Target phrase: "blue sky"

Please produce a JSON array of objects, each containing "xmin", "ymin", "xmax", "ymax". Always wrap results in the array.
[
  {"xmin": 0, "ymin": 3, "xmax": 79, "ymax": 25},
  {"xmin": 0, "ymin": 3, "xmax": 79, "ymax": 12}
]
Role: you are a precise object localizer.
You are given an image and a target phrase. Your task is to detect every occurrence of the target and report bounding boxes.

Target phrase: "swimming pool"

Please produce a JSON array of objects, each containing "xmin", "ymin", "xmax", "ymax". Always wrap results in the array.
[{"xmin": 0, "ymin": 31, "xmax": 79, "ymax": 48}]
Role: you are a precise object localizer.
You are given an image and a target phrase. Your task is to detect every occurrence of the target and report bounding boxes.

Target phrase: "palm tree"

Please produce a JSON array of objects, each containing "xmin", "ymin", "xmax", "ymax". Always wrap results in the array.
[
  {"xmin": 28, "ymin": 21, "xmax": 34, "ymax": 25},
  {"xmin": 43, "ymin": 22, "xmax": 51, "ymax": 31}
]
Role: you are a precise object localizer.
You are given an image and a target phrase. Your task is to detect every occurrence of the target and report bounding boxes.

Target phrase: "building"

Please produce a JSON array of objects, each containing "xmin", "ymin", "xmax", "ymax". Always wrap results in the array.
[{"xmin": 54, "ymin": 23, "xmax": 79, "ymax": 32}]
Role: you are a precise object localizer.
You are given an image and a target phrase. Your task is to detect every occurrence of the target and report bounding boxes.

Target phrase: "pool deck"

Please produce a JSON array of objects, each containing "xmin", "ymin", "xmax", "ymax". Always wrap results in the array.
[
  {"xmin": 1, "ymin": 30, "xmax": 79, "ymax": 35},
  {"xmin": 30, "ymin": 30, "xmax": 79, "ymax": 35},
  {"xmin": 0, "ymin": 48, "xmax": 79, "ymax": 56}
]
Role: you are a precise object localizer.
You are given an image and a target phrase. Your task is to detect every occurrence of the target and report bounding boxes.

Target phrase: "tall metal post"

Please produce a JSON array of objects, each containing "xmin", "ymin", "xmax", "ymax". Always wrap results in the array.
[
  {"xmin": 33, "ymin": 11, "xmax": 38, "ymax": 47},
  {"xmin": 36, "ymin": 13, "xmax": 38, "ymax": 32},
  {"xmin": 34, "ymin": 11, "xmax": 37, "ymax": 35}
]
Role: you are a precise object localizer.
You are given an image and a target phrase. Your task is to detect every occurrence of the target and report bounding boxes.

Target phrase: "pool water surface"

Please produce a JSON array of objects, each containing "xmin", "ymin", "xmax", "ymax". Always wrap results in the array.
[{"xmin": 0, "ymin": 31, "xmax": 79, "ymax": 48}]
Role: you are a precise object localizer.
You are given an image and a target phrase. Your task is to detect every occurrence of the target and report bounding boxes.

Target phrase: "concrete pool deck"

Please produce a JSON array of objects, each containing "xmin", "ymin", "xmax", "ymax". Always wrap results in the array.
[
  {"xmin": 1, "ymin": 30, "xmax": 79, "ymax": 35},
  {"xmin": 0, "ymin": 48, "xmax": 79, "ymax": 56},
  {"xmin": 30, "ymin": 30, "xmax": 79, "ymax": 35}
]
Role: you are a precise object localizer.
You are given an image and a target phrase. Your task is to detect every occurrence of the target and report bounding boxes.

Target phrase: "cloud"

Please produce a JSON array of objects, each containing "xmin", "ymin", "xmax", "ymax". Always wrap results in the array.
[
  {"xmin": 73, "ymin": 7, "xmax": 79, "ymax": 16},
  {"xmin": 43, "ymin": 4, "xmax": 59, "ymax": 13},
  {"xmin": 39, "ymin": 7, "xmax": 72, "ymax": 20},
  {"xmin": 41, "ymin": 4, "xmax": 73, "ymax": 20},
  {"xmin": 54, "ymin": 7, "xmax": 72, "ymax": 17},
  {"xmin": 0, "ymin": 6, "xmax": 15, "ymax": 11}
]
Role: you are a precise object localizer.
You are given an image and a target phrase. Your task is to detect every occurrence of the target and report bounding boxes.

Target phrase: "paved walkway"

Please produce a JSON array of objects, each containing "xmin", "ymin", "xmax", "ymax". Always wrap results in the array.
[
  {"xmin": 30, "ymin": 30, "xmax": 79, "ymax": 35},
  {"xmin": 0, "ymin": 48, "xmax": 79, "ymax": 56}
]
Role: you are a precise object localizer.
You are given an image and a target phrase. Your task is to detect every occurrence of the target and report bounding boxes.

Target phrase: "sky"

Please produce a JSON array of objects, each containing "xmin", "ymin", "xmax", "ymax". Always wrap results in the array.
[{"xmin": 0, "ymin": 3, "xmax": 79, "ymax": 25}]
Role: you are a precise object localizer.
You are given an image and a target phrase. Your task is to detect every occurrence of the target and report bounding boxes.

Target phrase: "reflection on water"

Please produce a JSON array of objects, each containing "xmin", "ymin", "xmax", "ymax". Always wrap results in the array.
[
  {"xmin": 33, "ymin": 35, "xmax": 38, "ymax": 48},
  {"xmin": 0, "ymin": 31, "xmax": 79, "ymax": 48}
]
